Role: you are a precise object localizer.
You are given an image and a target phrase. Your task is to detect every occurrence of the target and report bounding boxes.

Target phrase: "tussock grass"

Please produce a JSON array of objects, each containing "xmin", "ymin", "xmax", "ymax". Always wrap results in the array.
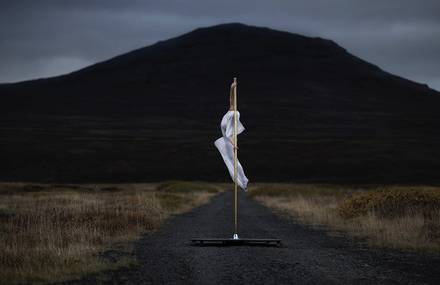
[
  {"xmin": 156, "ymin": 192, "xmax": 214, "ymax": 213},
  {"xmin": 249, "ymin": 183, "xmax": 351, "ymax": 198},
  {"xmin": 0, "ymin": 182, "xmax": 217, "ymax": 284},
  {"xmin": 157, "ymin": 181, "xmax": 221, "ymax": 193},
  {"xmin": 338, "ymin": 187, "xmax": 440, "ymax": 219},
  {"xmin": 251, "ymin": 184, "xmax": 440, "ymax": 251}
]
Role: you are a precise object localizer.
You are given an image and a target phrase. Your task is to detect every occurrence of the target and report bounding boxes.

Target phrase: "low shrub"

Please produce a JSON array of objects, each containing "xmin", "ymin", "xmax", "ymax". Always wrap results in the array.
[
  {"xmin": 338, "ymin": 188, "xmax": 440, "ymax": 219},
  {"xmin": 249, "ymin": 184, "xmax": 351, "ymax": 198},
  {"xmin": 157, "ymin": 181, "xmax": 219, "ymax": 193}
]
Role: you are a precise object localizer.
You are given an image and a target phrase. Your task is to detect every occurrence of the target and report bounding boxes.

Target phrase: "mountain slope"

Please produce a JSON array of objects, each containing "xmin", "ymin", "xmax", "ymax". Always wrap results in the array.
[{"xmin": 1, "ymin": 23, "xmax": 440, "ymax": 183}]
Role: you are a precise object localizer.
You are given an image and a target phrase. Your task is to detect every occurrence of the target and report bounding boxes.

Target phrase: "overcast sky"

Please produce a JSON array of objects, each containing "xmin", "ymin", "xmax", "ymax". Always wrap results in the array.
[{"xmin": 1, "ymin": 0, "xmax": 439, "ymax": 90}]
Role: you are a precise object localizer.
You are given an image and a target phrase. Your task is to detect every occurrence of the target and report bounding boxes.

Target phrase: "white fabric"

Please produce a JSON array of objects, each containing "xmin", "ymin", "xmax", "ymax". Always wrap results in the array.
[{"xmin": 214, "ymin": 110, "xmax": 249, "ymax": 190}]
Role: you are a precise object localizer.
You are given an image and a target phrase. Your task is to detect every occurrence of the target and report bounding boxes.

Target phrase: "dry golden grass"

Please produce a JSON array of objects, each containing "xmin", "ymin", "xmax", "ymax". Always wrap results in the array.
[
  {"xmin": 0, "ymin": 182, "xmax": 218, "ymax": 284},
  {"xmin": 251, "ymin": 184, "xmax": 440, "ymax": 252}
]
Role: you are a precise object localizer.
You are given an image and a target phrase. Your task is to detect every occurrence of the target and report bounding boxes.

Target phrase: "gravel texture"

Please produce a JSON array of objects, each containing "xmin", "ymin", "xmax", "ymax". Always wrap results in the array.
[{"xmin": 63, "ymin": 191, "xmax": 440, "ymax": 284}]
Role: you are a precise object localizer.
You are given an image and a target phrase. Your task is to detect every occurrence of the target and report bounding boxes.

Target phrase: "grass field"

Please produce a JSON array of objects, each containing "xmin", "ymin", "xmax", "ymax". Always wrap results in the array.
[
  {"xmin": 250, "ymin": 184, "xmax": 440, "ymax": 251},
  {"xmin": 2, "ymin": 181, "xmax": 439, "ymax": 283},
  {"xmin": 0, "ymin": 181, "xmax": 222, "ymax": 284}
]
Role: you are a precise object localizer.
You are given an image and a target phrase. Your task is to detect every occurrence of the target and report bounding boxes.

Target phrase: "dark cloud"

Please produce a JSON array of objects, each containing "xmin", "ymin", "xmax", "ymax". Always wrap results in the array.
[{"xmin": 0, "ymin": 0, "xmax": 439, "ymax": 90}]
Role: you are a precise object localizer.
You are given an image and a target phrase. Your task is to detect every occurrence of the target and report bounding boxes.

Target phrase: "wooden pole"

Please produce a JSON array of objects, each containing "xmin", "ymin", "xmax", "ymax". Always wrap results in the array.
[{"xmin": 233, "ymin": 77, "xmax": 238, "ymax": 237}]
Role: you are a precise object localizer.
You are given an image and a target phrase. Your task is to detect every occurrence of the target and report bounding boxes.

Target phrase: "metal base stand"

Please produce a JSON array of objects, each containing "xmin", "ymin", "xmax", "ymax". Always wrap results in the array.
[{"xmin": 191, "ymin": 234, "xmax": 281, "ymax": 246}]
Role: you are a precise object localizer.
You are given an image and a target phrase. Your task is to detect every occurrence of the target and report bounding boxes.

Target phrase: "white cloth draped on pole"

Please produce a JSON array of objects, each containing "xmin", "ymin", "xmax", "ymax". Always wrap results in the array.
[{"xmin": 214, "ymin": 110, "xmax": 249, "ymax": 190}]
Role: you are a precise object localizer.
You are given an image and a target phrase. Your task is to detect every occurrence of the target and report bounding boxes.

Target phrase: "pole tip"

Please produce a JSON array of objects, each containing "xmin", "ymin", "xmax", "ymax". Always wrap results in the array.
[{"xmin": 233, "ymin": 77, "xmax": 237, "ymax": 83}]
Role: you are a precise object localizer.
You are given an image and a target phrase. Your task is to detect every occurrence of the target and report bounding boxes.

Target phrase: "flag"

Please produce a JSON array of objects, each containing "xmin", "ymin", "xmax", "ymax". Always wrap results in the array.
[{"xmin": 214, "ymin": 110, "xmax": 249, "ymax": 190}]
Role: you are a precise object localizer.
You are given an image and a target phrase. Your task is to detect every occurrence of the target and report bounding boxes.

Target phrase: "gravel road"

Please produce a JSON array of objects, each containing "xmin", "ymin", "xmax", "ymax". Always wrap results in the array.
[{"xmin": 67, "ymin": 191, "xmax": 440, "ymax": 284}]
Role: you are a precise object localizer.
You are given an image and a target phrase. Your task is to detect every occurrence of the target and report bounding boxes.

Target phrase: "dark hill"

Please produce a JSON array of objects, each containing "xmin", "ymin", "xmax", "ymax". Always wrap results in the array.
[{"xmin": 1, "ymin": 23, "xmax": 440, "ymax": 183}]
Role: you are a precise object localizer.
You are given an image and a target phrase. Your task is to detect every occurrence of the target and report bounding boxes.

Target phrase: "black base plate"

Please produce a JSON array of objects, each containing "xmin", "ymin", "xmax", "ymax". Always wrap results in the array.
[{"xmin": 191, "ymin": 238, "xmax": 281, "ymax": 246}]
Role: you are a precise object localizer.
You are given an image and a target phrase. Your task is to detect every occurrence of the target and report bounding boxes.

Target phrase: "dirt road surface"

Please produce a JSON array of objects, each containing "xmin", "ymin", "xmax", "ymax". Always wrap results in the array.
[{"xmin": 66, "ymin": 191, "xmax": 440, "ymax": 284}]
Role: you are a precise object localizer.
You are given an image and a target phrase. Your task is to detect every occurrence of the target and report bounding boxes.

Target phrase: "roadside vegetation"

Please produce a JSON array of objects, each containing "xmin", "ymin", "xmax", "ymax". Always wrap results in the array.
[
  {"xmin": 250, "ymin": 184, "xmax": 440, "ymax": 251},
  {"xmin": 0, "ymin": 181, "xmax": 220, "ymax": 284}
]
